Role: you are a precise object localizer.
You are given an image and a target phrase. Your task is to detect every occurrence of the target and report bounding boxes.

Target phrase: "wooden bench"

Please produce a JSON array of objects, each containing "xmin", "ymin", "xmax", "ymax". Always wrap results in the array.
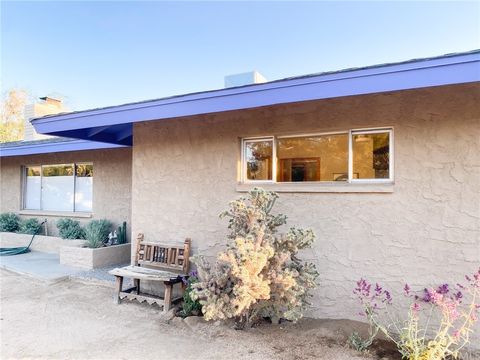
[{"xmin": 109, "ymin": 233, "xmax": 191, "ymax": 311}]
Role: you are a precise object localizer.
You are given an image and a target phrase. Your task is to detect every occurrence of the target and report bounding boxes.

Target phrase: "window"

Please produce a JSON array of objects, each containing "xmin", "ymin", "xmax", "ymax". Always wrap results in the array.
[
  {"xmin": 74, "ymin": 164, "xmax": 93, "ymax": 212},
  {"xmin": 241, "ymin": 128, "xmax": 393, "ymax": 183},
  {"xmin": 277, "ymin": 134, "xmax": 348, "ymax": 182},
  {"xmin": 25, "ymin": 167, "xmax": 41, "ymax": 210},
  {"xmin": 243, "ymin": 138, "xmax": 273, "ymax": 181},
  {"xmin": 23, "ymin": 163, "xmax": 93, "ymax": 212},
  {"xmin": 351, "ymin": 129, "xmax": 392, "ymax": 181}
]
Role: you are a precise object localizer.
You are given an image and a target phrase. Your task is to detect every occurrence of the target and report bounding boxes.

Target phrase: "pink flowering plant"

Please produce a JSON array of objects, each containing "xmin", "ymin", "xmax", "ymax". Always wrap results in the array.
[{"xmin": 353, "ymin": 269, "xmax": 480, "ymax": 359}]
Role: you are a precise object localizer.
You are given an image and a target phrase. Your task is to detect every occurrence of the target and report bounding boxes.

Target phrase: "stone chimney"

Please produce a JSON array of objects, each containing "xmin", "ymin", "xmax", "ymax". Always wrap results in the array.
[
  {"xmin": 224, "ymin": 71, "xmax": 267, "ymax": 88},
  {"xmin": 24, "ymin": 96, "xmax": 67, "ymax": 141}
]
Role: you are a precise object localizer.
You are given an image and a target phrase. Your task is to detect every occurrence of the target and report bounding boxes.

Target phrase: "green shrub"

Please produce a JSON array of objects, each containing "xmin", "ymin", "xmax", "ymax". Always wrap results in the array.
[
  {"xmin": 56, "ymin": 218, "xmax": 85, "ymax": 239},
  {"xmin": 18, "ymin": 218, "xmax": 42, "ymax": 235},
  {"xmin": 179, "ymin": 272, "xmax": 202, "ymax": 317},
  {"xmin": 84, "ymin": 219, "xmax": 111, "ymax": 248},
  {"xmin": 0, "ymin": 213, "xmax": 20, "ymax": 232}
]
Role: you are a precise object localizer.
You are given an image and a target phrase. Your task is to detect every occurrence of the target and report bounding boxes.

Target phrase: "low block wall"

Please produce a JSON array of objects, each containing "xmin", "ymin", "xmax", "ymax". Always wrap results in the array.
[
  {"xmin": 60, "ymin": 243, "xmax": 131, "ymax": 269},
  {"xmin": 0, "ymin": 232, "xmax": 85, "ymax": 254}
]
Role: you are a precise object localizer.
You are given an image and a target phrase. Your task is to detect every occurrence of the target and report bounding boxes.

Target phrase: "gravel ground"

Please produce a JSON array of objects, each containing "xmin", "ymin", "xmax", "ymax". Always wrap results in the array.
[
  {"xmin": 2, "ymin": 269, "xmax": 478, "ymax": 360},
  {"xmin": 0, "ymin": 269, "xmax": 374, "ymax": 360},
  {"xmin": 70, "ymin": 263, "xmax": 129, "ymax": 283}
]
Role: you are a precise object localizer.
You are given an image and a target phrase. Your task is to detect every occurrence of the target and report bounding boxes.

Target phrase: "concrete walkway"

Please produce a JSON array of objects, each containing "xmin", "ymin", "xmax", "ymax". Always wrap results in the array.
[
  {"xmin": 0, "ymin": 251, "xmax": 82, "ymax": 281},
  {"xmin": 0, "ymin": 251, "xmax": 127, "ymax": 283}
]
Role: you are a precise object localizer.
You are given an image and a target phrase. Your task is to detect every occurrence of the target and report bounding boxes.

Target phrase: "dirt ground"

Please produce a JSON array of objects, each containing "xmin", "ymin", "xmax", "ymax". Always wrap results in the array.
[{"xmin": 0, "ymin": 269, "xmax": 401, "ymax": 359}]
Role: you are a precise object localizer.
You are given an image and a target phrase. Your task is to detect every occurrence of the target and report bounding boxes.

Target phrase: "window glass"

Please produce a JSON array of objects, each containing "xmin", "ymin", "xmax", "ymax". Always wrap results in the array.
[
  {"xmin": 76, "ymin": 164, "xmax": 93, "ymax": 177},
  {"xmin": 75, "ymin": 164, "xmax": 93, "ymax": 212},
  {"xmin": 25, "ymin": 166, "xmax": 41, "ymax": 210},
  {"xmin": 277, "ymin": 134, "xmax": 348, "ymax": 182},
  {"xmin": 245, "ymin": 140, "xmax": 273, "ymax": 181},
  {"xmin": 23, "ymin": 163, "xmax": 94, "ymax": 212},
  {"xmin": 352, "ymin": 132, "xmax": 390, "ymax": 179},
  {"xmin": 41, "ymin": 164, "xmax": 74, "ymax": 211}
]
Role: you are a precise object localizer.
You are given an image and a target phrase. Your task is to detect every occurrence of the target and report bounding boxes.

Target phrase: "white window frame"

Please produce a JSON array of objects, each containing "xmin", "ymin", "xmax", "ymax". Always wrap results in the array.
[
  {"xmin": 241, "ymin": 128, "xmax": 394, "ymax": 184},
  {"xmin": 22, "ymin": 162, "xmax": 94, "ymax": 213}
]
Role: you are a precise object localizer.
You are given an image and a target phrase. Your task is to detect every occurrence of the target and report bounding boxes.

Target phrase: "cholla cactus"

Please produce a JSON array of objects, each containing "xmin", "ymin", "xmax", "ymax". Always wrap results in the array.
[{"xmin": 190, "ymin": 188, "xmax": 319, "ymax": 326}]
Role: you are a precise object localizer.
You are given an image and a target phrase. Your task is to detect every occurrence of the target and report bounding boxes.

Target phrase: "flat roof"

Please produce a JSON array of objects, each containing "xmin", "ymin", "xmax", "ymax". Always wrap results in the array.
[
  {"xmin": 0, "ymin": 137, "xmax": 127, "ymax": 157},
  {"xmin": 31, "ymin": 50, "xmax": 480, "ymax": 146}
]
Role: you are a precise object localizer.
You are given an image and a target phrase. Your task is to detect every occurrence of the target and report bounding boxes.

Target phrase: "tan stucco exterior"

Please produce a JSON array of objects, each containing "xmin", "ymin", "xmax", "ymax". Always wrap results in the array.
[
  {"xmin": 131, "ymin": 83, "xmax": 480, "ymax": 320},
  {"xmin": 0, "ymin": 147, "xmax": 132, "ymax": 237}
]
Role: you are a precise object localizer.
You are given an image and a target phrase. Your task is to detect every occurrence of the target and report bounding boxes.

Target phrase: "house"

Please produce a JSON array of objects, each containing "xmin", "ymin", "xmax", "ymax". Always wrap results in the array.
[
  {"xmin": 0, "ymin": 97, "xmax": 132, "ymax": 235},
  {"xmin": 1, "ymin": 51, "xmax": 479, "ymax": 320}
]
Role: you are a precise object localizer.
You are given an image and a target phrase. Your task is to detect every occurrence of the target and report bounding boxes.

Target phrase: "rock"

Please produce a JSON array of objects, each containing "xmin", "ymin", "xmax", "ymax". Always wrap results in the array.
[
  {"xmin": 169, "ymin": 316, "xmax": 184, "ymax": 326},
  {"xmin": 184, "ymin": 315, "xmax": 204, "ymax": 328},
  {"xmin": 270, "ymin": 316, "xmax": 280, "ymax": 325},
  {"xmin": 159, "ymin": 308, "xmax": 176, "ymax": 323}
]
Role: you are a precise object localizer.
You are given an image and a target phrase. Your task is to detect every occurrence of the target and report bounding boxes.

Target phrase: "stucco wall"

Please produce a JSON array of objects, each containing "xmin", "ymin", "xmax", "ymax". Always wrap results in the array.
[
  {"xmin": 131, "ymin": 83, "xmax": 480, "ymax": 323},
  {"xmin": 0, "ymin": 147, "xmax": 132, "ymax": 238}
]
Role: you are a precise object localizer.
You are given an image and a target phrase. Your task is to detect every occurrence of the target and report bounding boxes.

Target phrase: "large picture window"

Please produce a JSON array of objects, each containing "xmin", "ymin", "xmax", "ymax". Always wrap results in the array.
[
  {"xmin": 277, "ymin": 134, "xmax": 348, "ymax": 182},
  {"xmin": 242, "ymin": 128, "xmax": 393, "ymax": 183},
  {"xmin": 23, "ymin": 163, "xmax": 93, "ymax": 212}
]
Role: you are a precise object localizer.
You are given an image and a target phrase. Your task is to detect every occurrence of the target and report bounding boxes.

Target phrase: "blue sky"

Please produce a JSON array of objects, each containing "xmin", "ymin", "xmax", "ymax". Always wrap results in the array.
[{"xmin": 2, "ymin": 1, "xmax": 479, "ymax": 111}]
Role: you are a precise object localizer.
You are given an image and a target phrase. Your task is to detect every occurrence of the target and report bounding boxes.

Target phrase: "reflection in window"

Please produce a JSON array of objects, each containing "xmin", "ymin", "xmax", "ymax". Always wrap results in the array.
[
  {"xmin": 276, "ymin": 134, "xmax": 348, "ymax": 182},
  {"xmin": 76, "ymin": 164, "xmax": 93, "ymax": 177},
  {"xmin": 352, "ymin": 132, "xmax": 390, "ymax": 179},
  {"xmin": 42, "ymin": 164, "xmax": 74, "ymax": 177},
  {"xmin": 244, "ymin": 140, "xmax": 273, "ymax": 181}
]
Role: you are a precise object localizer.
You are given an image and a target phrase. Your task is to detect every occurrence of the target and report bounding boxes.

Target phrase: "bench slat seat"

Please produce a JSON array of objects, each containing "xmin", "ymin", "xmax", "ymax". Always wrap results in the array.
[
  {"xmin": 109, "ymin": 265, "xmax": 183, "ymax": 282},
  {"xmin": 108, "ymin": 234, "xmax": 191, "ymax": 312}
]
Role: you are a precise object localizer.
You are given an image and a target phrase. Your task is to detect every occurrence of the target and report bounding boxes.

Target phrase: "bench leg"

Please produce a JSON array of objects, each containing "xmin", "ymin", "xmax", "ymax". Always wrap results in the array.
[
  {"xmin": 114, "ymin": 276, "xmax": 123, "ymax": 304},
  {"xmin": 134, "ymin": 278, "xmax": 140, "ymax": 295},
  {"xmin": 163, "ymin": 282, "xmax": 173, "ymax": 312}
]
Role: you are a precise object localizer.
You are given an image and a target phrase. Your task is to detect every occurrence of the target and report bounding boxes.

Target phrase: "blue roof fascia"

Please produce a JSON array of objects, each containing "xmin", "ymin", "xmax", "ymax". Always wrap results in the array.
[
  {"xmin": 0, "ymin": 139, "xmax": 128, "ymax": 157},
  {"xmin": 31, "ymin": 51, "xmax": 480, "ymax": 137}
]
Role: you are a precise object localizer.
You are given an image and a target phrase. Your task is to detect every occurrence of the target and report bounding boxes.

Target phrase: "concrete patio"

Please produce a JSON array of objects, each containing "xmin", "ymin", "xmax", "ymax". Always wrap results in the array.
[{"xmin": 0, "ymin": 250, "xmax": 126, "ymax": 282}]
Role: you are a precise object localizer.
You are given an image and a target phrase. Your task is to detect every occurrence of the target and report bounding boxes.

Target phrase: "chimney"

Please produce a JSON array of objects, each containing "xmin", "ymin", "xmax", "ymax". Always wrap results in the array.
[
  {"xmin": 224, "ymin": 71, "xmax": 267, "ymax": 88},
  {"xmin": 24, "ymin": 96, "xmax": 67, "ymax": 141},
  {"xmin": 39, "ymin": 96, "xmax": 63, "ymax": 108}
]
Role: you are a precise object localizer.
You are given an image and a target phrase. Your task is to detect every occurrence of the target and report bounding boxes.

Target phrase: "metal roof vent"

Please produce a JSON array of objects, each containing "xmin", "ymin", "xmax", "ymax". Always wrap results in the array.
[{"xmin": 224, "ymin": 71, "xmax": 267, "ymax": 88}]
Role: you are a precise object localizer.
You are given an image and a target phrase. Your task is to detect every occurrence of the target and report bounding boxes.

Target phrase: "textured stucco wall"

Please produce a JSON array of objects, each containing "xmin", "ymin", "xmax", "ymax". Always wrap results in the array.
[
  {"xmin": 131, "ymin": 83, "xmax": 480, "ymax": 323},
  {"xmin": 0, "ymin": 147, "xmax": 132, "ymax": 238}
]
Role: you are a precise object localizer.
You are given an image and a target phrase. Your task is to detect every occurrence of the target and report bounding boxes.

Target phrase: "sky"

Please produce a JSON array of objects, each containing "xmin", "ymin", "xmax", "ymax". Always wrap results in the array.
[{"xmin": 1, "ymin": 1, "xmax": 479, "ymax": 111}]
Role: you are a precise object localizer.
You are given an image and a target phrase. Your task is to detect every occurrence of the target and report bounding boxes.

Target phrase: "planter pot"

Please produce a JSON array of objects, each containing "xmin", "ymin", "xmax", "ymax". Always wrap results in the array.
[
  {"xmin": 60, "ymin": 243, "xmax": 131, "ymax": 269},
  {"xmin": 0, "ymin": 232, "xmax": 85, "ymax": 254}
]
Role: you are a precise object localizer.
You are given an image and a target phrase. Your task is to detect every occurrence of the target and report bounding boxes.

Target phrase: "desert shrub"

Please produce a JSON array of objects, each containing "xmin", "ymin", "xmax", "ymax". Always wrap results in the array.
[
  {"xmin": 190, "ymin": 188, "xmax": 319, "ymax": 328},
  {"xmin": 178, "ymin": 271, "xmax": 202, "ymax": 317},
  {"xmin": 348, "ymin": 330, "xmax": 377, "ymax": 353},
  {"xmin": 84, "ymin": 219, "xmax": 112, "ymax": 248},
  {"xmin": 0, "ymin": 212, "xmax": 19, "ymax": 232},
  {"xmin": 17, "ymin": 218, "xmax": 42, "ymax": 235},
  {"xmin": 56, "ymin": 218, "xmax": 85, "ymax": 240},
  {"xmin": 353, "ymin": 269, "xmax": 480, "ymax": 360}
]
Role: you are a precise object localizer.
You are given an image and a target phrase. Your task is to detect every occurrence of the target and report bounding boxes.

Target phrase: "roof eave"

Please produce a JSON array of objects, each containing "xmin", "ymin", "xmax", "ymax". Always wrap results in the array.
[
  {"xmin": 31, "ymin": 51, "xmax": 480, "ymax": 143},
  {"xmin": 0, "ymin": 139, "xmax": 128, "ymax": 157}
]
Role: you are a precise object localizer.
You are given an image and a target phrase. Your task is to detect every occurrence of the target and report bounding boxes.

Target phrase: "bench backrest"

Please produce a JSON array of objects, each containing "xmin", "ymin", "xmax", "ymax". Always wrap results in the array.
[{"xmin": 134, "ymin": 233, "xmax": 191, "ymax": 274}]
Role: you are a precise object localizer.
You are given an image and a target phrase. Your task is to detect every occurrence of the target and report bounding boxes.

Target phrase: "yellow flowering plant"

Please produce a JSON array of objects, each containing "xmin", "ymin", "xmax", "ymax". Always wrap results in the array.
[{"xmin": 190, "ymin": 188, "xmax": 319, "ymax": 328}]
